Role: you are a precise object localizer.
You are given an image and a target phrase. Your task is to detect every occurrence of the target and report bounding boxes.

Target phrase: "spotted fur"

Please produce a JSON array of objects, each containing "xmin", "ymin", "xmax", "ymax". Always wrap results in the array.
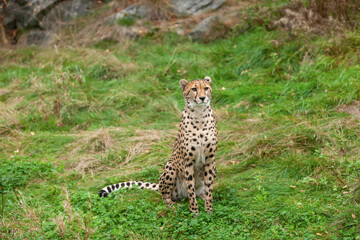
[
  {"xmin": 98, "ymin": 181, "xmax": 158, "ymax": 197},
  {"xmin": 99, "ymin": 76, "xmax": 218, "ymax": 215}
]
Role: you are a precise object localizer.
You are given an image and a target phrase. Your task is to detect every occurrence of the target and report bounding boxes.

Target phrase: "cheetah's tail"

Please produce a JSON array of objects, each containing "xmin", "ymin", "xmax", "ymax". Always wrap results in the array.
[{"xmin": 98, "ymin": 181, "xmax": 159, "ymax": 197}]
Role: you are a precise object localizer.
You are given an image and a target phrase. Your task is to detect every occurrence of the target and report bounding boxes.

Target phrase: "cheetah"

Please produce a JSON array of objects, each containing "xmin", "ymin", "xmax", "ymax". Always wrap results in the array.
[{"xmin": 99, "ymin": 76, "xmax": 218, "ymax": 214}]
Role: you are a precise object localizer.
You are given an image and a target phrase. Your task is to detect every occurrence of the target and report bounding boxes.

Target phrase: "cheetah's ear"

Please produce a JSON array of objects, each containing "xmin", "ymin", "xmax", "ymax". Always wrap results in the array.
[
  {"xmin": 179, "ymin": 79, "xmax": 188, "ymax": 91},
  {"xmin": 204, "ymin": 76, "xmax": 212, "ymax": 84}
]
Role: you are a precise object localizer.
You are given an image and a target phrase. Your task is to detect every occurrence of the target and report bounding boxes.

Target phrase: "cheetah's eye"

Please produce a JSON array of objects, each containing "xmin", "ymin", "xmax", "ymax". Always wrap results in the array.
[
  {"xmin": 204, "ymin": 87, "xmax": 209, "ymax": 91},
  {"xmin": 191, "ymin": 88, "xmax": 197, "ymax": 92}
]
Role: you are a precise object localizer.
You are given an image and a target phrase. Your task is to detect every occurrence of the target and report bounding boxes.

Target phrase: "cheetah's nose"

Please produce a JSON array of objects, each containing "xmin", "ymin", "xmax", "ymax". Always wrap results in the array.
[{"xmin": 199, "ymin": 97, "xmax": 205, "ymax": 102}]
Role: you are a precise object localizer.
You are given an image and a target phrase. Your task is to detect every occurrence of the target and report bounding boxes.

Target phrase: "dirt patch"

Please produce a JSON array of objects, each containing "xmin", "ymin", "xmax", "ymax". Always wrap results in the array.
[{"xmin": 337, "ymin": 101, "xmax": 360, "ymax": 119}]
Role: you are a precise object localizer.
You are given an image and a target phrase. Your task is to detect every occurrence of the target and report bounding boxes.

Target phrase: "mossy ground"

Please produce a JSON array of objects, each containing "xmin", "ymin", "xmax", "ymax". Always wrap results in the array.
[{"xmin": 1, "ymin": 6, "xmax": 360, "ymax": 239}]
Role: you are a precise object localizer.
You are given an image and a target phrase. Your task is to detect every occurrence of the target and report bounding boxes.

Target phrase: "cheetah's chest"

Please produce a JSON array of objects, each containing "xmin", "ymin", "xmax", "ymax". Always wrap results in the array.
[{"xmin": 187, "ymin": 119, "xmax": 215, "ymax": 196}]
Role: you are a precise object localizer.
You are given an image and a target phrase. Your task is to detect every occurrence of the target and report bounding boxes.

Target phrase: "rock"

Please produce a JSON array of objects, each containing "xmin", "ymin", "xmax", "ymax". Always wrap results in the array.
[
  {"xmin": 39, "ymin": 0, "xmax": 94, "ymax": 30},
  {"xmin": 16, "ymin": 0, "xmax": 60, "ymax": 29},
  {"xmin": 70, "ymin": 0, "xmax": 94, "ymax": 18},
  {"xmin": 1, "ymin": 1, "xmax": 22, "ymax": 28},
  {"xmin": 18, "ymin": 30, "xmax": 53, "ymax": 46},
  {"xmin": 1, "ymin": 0, "xmax": 94, "ymax": 31},
  {"xmin": 107, "ymin": 4, "xmax": 149, "ymax": 23},
  {"xmin": 189, "ymin": 15, "xmax": 225, "ymax": 41},
  {"xmin": 173, "ymin": 24, "xmax": 185, "ymax": 35},
  {"xmin": 121, "ymin": 4, "xmax": 149, "ymax": 19},
  {"xmin": 1, "ymin": 0, "xmax": 99, "ymax": 45},
  {"xmin": 171, "ymin": 0, "xmax": 224, "ymax": 15},
  {"xmin": 14, "ymin": 0, "xmax": 29, "ymax": 6}
]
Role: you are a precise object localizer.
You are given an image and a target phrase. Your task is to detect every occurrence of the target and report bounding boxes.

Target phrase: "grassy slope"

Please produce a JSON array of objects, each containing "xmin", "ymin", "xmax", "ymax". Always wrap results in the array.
[{"xmin": 1, "ymin": 7, "xmax": 360, "ymax": 240}]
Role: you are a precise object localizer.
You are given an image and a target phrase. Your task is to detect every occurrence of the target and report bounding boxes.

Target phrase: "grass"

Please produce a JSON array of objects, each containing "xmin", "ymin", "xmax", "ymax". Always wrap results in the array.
[
  {"xmin": 1, "ymin": 6, "xmax": 360, "ymax": 239},
  {"xmin": 117, "ymin": 17, "xmax": 136, "ymax": 27}
]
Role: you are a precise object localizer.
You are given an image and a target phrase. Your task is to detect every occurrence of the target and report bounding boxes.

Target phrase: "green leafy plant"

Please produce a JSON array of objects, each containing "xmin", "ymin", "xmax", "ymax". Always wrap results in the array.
[{"xmin": 117, "ymin": 17, "xmax": 136, "ymax": 27}]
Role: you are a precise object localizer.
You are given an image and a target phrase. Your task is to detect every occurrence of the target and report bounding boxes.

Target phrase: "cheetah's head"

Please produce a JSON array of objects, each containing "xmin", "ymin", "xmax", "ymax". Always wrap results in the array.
[{"xmin": 179, "ymin": 76, "xmax": 212, "ymax": 109}]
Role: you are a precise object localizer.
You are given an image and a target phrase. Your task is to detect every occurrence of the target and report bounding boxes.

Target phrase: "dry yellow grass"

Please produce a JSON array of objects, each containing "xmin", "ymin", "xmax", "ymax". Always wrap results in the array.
[
  {"xmin": 64, "ymin": 127, "xmax": 176, "ymax": 178},
  {"xmin": 0, "ymin": 47, "xmax": 135, "ymax": 75}
]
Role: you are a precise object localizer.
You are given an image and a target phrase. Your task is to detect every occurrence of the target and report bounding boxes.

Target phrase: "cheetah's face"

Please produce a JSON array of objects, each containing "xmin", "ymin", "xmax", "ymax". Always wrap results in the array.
[{"xmin": 179, "ymin": 76, "xmax": 212, "ymax": 109}]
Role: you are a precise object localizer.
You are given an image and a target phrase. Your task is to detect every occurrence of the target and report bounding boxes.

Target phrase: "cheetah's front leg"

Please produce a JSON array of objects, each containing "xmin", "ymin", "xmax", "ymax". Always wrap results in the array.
[
  {"xmin": 203, "ymin": 157, "xmax": 216, "ymax": 213},
  {"xmin": 185, "ymin": 161, "xmax": 199, "ymax": 215}
]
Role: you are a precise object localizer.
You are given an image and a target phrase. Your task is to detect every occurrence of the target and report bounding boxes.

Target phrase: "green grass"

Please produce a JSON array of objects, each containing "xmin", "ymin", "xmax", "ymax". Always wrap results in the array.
[
  {"xmin": 1, "ymin": 8, "xmax": 360, "ymax": 240},
  {"xmin": 117, "ymin": 17, "xmax": 136, "ymax": 27}
]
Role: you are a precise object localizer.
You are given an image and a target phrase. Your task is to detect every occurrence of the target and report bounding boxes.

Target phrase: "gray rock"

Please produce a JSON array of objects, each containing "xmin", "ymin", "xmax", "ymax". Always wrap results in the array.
[
  {"xmin": 122, "ymin": 4, "xmax": 149, "ymax": 18},
  {"xmin": 107, "ymin": 4, "xmax": 149, "ymax": 23},
  {"xmin": 1, "ymin": 0, "xmax": 94, "ymax": 31},
  {"xmin": 22, "ymin": 30, "xmax": 53, "ymax": 46},
  {"xmin": 14, "ymin": 0, "xmax": 28, "ymax": 6},
  {"xmin": 17, "ymin": 0, "xmax": 60, "ymax": 29},
  {"xmin": 171, "ymin": 0, "xmax": 224, "ymax": 15},
  {"xmin": 39, "ymin": 0, "xmax": 94, "ymax": 30},
  {"xmin": 189, "ymin": 15, "xmax": 224, "ymax": 41},
  {"xmin": 69, "ymin": 0, "xmax": 94, "ymax": 18},
  {"xmin": 1, "ymin": 1, "xmax": 22, "ymax": 28}
]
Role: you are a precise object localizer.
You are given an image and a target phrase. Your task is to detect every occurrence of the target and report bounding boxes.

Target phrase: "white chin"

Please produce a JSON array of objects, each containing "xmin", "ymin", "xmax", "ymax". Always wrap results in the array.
[{"xmin": 188, "ymin": 101, "xmax": 210, "ymax": 109}]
